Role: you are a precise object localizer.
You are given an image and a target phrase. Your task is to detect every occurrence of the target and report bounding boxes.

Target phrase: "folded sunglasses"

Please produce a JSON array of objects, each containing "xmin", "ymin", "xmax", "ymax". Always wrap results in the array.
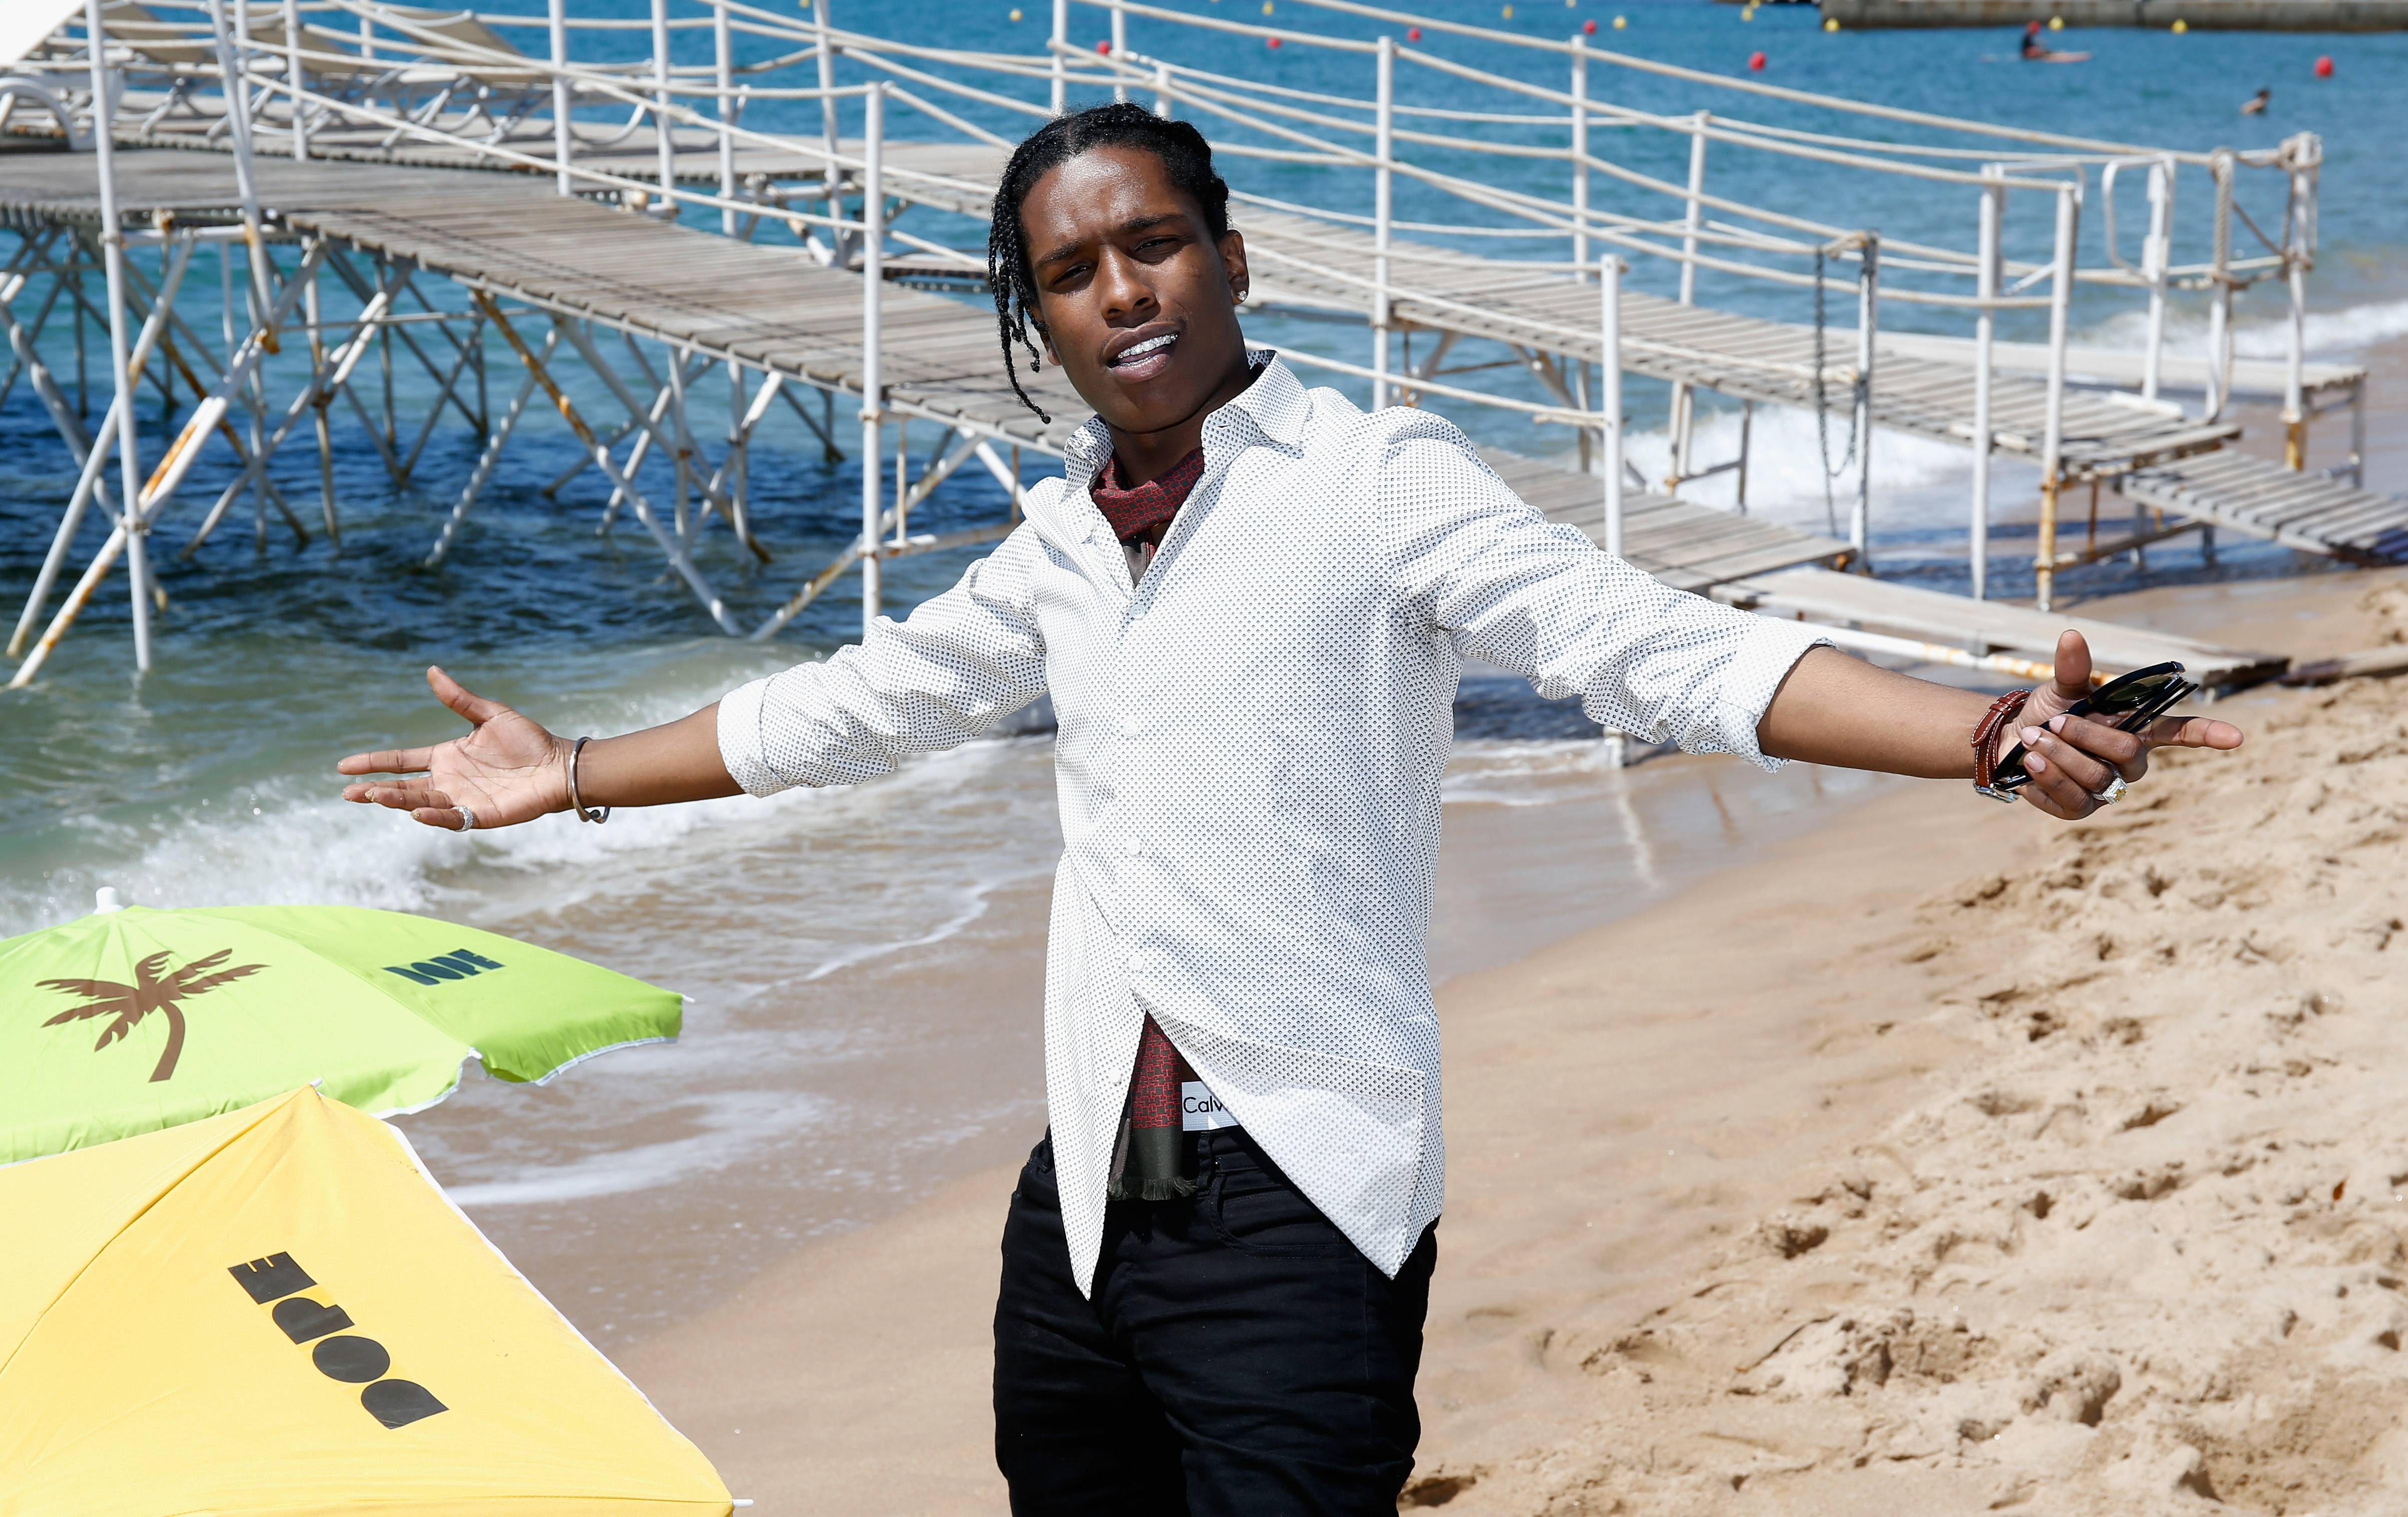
[{"xmin": 1990, "ymin": 661, "xmax": 2197, "ymax": 794}]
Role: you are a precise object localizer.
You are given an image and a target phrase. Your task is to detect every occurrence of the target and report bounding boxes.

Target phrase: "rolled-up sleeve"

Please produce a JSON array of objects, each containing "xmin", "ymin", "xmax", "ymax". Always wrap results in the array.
[
  {"xmin": 717, "ymin": 525, "xmax": 1049, "ymax": 795},
  {"xmin": 1373, "ymin": 416, "xmax": 1824, "ymax": 768}
]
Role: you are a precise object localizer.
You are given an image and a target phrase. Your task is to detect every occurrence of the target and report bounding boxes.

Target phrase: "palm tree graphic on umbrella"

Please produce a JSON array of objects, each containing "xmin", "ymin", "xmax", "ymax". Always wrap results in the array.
[{"xmin": 40, "ymin": 949, "xmax": 267, "ymax": 1082}]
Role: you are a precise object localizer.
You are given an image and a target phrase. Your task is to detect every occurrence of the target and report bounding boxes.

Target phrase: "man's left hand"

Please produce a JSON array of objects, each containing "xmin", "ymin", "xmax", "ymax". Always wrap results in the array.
[{"xmin": 2007, "ymin": 631, "xmax": 2245, "ymax": 821}]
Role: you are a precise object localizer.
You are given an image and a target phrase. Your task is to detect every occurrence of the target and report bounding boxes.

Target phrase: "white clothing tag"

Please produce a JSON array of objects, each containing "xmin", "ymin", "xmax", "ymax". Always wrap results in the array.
[{"xmin": 1181, "ymin": 1080, "xmax": 1239, "ymax": 1132}]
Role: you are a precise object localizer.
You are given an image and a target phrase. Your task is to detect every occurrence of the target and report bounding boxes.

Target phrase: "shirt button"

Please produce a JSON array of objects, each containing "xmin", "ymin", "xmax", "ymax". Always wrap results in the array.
[{"xmin": 1123, "ymin": 837, "xmax": 1144, "ymax": 857}]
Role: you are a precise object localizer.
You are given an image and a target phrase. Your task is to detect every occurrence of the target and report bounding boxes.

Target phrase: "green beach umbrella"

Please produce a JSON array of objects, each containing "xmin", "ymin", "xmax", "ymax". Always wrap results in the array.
[{"xmin": 1, "ymin": 898, "xmax": 680, "ymax": 1165}]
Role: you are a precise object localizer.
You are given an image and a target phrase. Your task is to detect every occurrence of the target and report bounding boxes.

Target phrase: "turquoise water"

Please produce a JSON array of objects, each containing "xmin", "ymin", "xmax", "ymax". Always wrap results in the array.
[{"xmin": 0, "ymin": 2, "xmax": 2399, "ymax": 1321}]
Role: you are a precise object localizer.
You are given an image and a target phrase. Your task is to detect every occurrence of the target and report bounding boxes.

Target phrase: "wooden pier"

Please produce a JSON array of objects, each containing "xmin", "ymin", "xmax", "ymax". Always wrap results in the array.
[
  {"xmin": 1481, "ymin": 449, "xmax": 1847, "ymax": 594},
  {"xmin": 0, "ymin": 134, "xmax": 2295, "ymax": 687},
  {"xmin": 0, "ymin": 141, "xmax": 1872, "ymax": 589},
  {"xmin": 6, "ymin": 0, "xmax": 2370, "ymax": 691},
  {"xmin": 88, "ymin": 30, "xmax": 2407, "ymax": 584},
  {"xmin": 2123, "ymin": 452, "xmax": 2408, "ymax": 566}
]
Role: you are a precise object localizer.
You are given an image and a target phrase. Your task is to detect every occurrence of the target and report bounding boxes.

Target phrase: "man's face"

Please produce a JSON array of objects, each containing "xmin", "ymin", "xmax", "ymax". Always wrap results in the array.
[{"xmin": 1018, "ymin": 144, "xmax": 1253, "ymax": 440}]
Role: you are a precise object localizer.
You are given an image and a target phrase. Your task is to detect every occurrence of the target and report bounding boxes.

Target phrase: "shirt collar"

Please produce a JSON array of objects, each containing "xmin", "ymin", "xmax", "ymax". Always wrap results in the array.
[
  {"xmin": 1058, "ymin": 349, "xmax": 1305, "ymax": 481},
  {"xmin": 1220, "ymin": 350, "xmax": 1309, "ymax": 450}
]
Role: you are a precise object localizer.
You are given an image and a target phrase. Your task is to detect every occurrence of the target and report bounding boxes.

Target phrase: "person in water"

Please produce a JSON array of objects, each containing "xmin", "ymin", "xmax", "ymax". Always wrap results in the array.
[
  {"xmin": 340, "ymin": 105, "xmax": 2244, "ymax": 1513},
  {"xmin": 2020, "ymin": 19, "xmax": 2089, "ymax": 60}
]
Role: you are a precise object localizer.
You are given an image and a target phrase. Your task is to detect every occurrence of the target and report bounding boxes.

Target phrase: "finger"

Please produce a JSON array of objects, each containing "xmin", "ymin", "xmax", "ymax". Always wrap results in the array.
[
  {"xmin": 410, "ymin": 805, "xmax": 472, "ymax": 831},
  {"xmin": 349, "ymin": 783, "xmax": 453, "ymax": 812},
  {"xmin": 425, "ymin": 664, "xmax": 513, "ymax": 727},
  {"xmin": 336, "ymin": 746, "xmax": 437, "ymax": 778},
  {"xmin": 2020, "ymin": 725, "xmax": 2113, "ymax": 796},
  {"xmin": 2142, "ymin": 714, "xmax": 2244, "ymax": 752},
  {"xmin": 2047, "ymin": 629, "xmax": 2094, "ymax": 705},
  {"xmin": 2006, "ymin": 629, "xmax": 2099, "ymax": 734},
  {"xmin": 2019, "ymin": 748, "xmax": 2095, "ymax": 820},
  {"xmin": 2045, "ymin": 711, "xmax": 2143, "ymax": 767}
]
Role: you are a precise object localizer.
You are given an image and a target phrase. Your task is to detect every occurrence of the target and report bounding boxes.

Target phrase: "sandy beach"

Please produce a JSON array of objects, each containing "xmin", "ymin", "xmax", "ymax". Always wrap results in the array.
[
  {"xmin": 7, "ymin": 7, "xmax": 2406, "ymax": 1511},
  {"xmin": 612, "ymin": 563, "xmax": 2408, "ymax": 1515}
]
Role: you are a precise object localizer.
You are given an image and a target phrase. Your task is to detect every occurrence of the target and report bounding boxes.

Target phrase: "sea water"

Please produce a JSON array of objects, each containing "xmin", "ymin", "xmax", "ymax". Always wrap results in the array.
[{"xmin": 3, "ymin": 0, "xmax": 2402, "ymax": 1342}]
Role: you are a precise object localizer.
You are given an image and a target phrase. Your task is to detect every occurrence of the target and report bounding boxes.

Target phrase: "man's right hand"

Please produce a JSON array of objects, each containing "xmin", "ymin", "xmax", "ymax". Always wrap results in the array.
[{"xmin": 338, "ymin": 666, "xmax": 572, "ymax": 832}]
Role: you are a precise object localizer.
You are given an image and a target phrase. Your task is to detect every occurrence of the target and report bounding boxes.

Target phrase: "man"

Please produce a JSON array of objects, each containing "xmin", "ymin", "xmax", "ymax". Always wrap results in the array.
[{"xmin": 340, "ymin": 106, "xmax": 2242, "ymax": 1514}]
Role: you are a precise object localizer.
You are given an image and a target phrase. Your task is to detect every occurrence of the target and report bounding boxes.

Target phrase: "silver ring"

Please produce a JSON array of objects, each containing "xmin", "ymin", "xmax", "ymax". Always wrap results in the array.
[
  {"xmin": 454, "ymin": 805, "xmax": 477, "ymax": 833},
  {"xmin": 2089, "ymin": 774, "xmax": 2130, "ymax": 806}
]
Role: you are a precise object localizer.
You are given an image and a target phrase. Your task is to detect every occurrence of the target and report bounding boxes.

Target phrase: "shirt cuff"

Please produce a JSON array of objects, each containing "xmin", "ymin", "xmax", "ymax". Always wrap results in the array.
[
  {"xmin": 1723, "ymin": 616, "xmax": 1833, "ymax": 771},
  {"xmin": 715, "ymin": 675, "xmax": 792, "ymax": 797}
]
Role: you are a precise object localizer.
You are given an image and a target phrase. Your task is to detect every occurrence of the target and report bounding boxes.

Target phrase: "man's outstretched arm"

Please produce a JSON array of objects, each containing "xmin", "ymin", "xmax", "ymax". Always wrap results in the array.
[
  {"xmin": 341, "ymin": 525, "xmax": 1049, "ymax": 832},
  {"xmin": 1756, "ymin": 630, "xmax": 2243, "ymax": 820},
  {"xmin": 337, "ymin": 665, "xmax": 737, "ymax": 831}
]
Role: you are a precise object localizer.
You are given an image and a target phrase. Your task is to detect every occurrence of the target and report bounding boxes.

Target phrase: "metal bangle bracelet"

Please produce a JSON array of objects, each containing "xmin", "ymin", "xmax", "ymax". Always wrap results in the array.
[{"xmin": 567, "ymin": 736, "xmax": 611, "ymax": 825}]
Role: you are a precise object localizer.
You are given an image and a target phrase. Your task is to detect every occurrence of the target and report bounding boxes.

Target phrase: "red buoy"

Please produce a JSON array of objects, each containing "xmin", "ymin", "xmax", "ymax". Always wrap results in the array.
[
  {"xmin": 1583, "ymin": 17, "xmax": 1597, "ymax": 32},
  {"xmin": 1267, "ymin": 34, "xmax": 1281, "ymax": 47},
  {"xmin": 1748, "ymin": 49, "xmax": 1766, "ymax": 69},
  {"xmin": 1095, "ymin": 39, "xmax": 1109, "ymax": 53},
  {"xmin": 2314, "ymin": 54, "xmax": 2334, "ymax": 77},
  {"xmin": 1406, "ymin": 25, "xmax": 1421, "ymax": 40}
]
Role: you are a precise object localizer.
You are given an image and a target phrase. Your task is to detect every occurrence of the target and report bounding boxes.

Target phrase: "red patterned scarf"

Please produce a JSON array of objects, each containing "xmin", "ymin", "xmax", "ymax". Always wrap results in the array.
[
  {"xmin": 1109, "ymin": 1018, "xmax": 1200, "ymax": 1202},
  {"xmin": 1089, "ymin": 447, "xmax": 1207, "ymax": 543}
]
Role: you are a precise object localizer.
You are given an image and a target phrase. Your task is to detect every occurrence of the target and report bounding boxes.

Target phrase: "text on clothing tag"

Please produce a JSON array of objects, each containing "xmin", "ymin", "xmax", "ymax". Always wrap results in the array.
[{"xmin": 1181, "ymin": 1081, "xmax": 1239, "ymax": 1132}]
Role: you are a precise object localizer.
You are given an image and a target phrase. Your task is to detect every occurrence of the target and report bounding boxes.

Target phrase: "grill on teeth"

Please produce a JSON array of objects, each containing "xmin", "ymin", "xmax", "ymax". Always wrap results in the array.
[{"xmin": 1113, "ymin": 334, "xmax": 1174, "ymax": 364}]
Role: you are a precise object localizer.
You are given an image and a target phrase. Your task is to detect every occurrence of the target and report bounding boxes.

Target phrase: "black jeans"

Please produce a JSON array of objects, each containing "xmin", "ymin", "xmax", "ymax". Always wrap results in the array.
[{"xmin": 994, "ymin": 1129, "xmax": 1437, "ymax": 1516}]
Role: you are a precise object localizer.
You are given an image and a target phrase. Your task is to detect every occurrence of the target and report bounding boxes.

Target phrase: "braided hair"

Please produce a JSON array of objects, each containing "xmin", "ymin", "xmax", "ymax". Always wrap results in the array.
[{"xmin": 988, "ymin": 103, "xmax": 1233, "ymax": 424}]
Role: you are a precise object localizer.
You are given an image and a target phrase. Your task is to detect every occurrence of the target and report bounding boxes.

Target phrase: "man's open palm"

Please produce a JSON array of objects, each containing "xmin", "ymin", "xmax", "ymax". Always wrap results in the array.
[{"xmin": 338, "ymin": 666, "xmax": 569, "ymax": 830}]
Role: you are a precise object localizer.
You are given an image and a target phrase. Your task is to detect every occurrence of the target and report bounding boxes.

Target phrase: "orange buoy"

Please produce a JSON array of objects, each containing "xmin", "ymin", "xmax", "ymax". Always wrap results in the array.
[
  {"xmin": 1267, "ymin": 34, "xmax": 1281, "ymax": 47},
  {"xmin": 1583, "ymin": 17, "xmax": 1597, "ymax": 32},
  {"xmin": 2314, "ymin": 54, "xmax": 2334, "ymax": 76},
  {"xmin": 1095, "ymin": 39, "xmax": 1109, "ymax": 53},
  {"xmin": 1749, "ymin": 49, "xmax": 1766, "ymax": 69},
  {"xmin": 1406, "ymin": 25, "xmax": 1421, "ymax": 40}
]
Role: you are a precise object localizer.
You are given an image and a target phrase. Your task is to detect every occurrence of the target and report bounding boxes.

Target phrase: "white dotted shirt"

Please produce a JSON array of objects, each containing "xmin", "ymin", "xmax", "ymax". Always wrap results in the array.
[{"xmin": 718, "ymin": 356, "xmax": 1825, "ymax": 1293}]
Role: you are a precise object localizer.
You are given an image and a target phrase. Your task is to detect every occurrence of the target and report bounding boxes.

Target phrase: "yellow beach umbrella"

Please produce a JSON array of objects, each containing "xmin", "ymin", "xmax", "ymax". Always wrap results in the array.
[{"xmin": 0, "ymin": 1086, "xmax": 733, "ymax": 1515}]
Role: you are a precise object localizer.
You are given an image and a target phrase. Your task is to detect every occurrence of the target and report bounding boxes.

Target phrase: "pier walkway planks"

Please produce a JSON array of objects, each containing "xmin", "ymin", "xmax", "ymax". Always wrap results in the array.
[
  {"xmin": 1239, "ymin": 207, "xmax": 2239, "ymax": 478},
  {"xmin": 0, "ymin": 144, "xmax": 1092, "ymax": 452},
  {"xmin": 2121, "ymin": 452, "xmax": 2408, "ymax": 567},
  {"xmin": 92, "ymin": 120, "xmax": 2408, "ymax": 567},
  {"xmin": 1239, "ymin": 208, "xmax": 2406, "ymax": 568},
  {"xmin": 0, "ymin": 145, "xmax": 1848, "ymax": 599},
  {"xmin": 1480, "ymin": 450, "xmax": 1847, "ymax": 593}
]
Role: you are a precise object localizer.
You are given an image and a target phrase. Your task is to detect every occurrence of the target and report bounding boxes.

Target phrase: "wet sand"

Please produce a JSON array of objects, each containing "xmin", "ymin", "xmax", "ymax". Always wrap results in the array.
[{"xmin": 609, "ymin": 562, "xmax": 2408, "ymax": 1514}]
